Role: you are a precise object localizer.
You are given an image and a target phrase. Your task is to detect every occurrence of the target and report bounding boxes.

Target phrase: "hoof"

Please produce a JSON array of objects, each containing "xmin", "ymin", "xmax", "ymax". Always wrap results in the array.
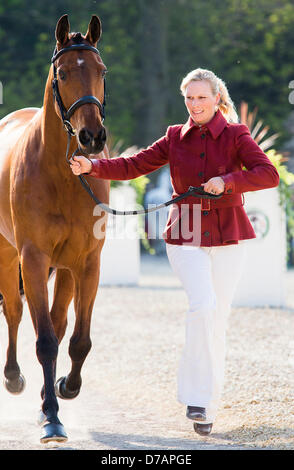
[
  {"xmin": 4, "ymin": 373, "xmax": 26, "ymax": 395},
  {"xmin": 55, "ymin": 376, "xmax": 80, "ymax": 400},
  {"xmin": 40, "ymin": 422, "xmax": 68, "ymax": 444}
]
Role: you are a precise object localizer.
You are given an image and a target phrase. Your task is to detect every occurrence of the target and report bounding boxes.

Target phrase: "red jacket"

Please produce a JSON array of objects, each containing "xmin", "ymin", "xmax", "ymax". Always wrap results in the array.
[{"xmin": 89, "ymin": 110, "xmax": 280, "ymax": 246}]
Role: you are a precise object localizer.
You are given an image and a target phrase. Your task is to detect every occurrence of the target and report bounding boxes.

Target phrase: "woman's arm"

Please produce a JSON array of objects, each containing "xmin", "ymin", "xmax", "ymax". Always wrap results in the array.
[
  {"xmin": 221, "ymin": 125, "xmax": 280, "ymax": 194},
  {"xmin": 70, "ymin": 129, "xmax": 170, "ymax": 180}
]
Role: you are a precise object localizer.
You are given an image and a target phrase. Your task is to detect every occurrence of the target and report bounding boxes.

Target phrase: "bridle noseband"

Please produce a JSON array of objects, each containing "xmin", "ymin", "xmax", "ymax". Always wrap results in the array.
[{"xmin": 51, "ymin": 43, "xmax": 106, "ymax": 137}]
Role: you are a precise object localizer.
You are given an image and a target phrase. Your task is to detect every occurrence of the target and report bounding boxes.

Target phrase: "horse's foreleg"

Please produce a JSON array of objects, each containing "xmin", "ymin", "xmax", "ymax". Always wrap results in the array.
[
  {"xmin": 21, "ymin": 244, "xmax": 67, "ymax": 443},
  {"xmin": 39, "ymin": 268, "xmax": 74, "ymax": 402},
  {"xmin": 55, "ymin": 253, "xmax": 100, "ymax": 400}
]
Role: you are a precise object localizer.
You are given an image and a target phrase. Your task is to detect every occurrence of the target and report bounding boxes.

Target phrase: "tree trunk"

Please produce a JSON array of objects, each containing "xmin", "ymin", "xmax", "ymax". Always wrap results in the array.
[{"xmin": 137, "ymin": 0, "xmax": 169, "ymax": 147}]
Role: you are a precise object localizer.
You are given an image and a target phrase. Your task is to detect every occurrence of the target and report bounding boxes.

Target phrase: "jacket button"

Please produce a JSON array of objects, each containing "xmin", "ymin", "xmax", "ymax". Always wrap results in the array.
[
  {"xmin": 204, "ymin": 231, "xmax": 210, "ymax": 237},
  {"xmin": 200, "ymin": 152, "xmax": 205, "ymax": 158},
  {"xmin": 203, "ymin": 211, "xmax": 209, "ymax": 216},
  {"xmin": 201, "ymin": 133, "xmax": 206, "ymax": 139},
  {"xmin": 227, "ymin": 189, "xmax": 232, "ymax": 193},
  {"xmin": 198, "ymin": 171, "xmax": 204, "ymax": 177}
]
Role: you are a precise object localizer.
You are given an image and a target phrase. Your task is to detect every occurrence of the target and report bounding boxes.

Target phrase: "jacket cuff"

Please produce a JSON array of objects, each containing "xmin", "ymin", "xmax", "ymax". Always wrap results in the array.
[
  {"xmin": 220, "ymin": 174, "xmax": 235, "ymax": 194},
  {"xmin": 88, "ymin": 159, "xmax": 100, "ymax": 177}
]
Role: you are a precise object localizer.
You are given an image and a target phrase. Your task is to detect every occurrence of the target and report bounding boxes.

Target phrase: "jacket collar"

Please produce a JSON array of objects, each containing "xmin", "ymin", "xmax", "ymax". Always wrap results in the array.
[{"xmin": 180, "ymin": 109, "xmax": 228, "ymax": 140}]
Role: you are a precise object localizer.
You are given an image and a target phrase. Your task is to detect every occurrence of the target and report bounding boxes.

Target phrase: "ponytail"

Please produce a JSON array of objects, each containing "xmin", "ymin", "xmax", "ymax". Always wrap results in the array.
[{"xmin": 217, "ymin": 78, "xmax": 239, "ymax": 123}]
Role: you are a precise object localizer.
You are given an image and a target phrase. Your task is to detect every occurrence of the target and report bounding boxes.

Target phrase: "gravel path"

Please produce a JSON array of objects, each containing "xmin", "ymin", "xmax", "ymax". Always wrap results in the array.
[{"xmin": 0, "ymin": 253, "xmax": 293, "ymax": 450}]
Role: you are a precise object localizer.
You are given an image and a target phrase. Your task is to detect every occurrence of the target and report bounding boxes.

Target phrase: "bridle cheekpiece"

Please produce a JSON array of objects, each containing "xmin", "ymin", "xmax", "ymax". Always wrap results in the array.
[{"xmin": 51, "ymin": 43, "xmax": 106, "ymax": 137}]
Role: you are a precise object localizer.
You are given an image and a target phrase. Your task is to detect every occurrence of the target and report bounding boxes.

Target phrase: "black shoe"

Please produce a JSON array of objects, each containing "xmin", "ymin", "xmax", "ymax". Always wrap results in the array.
[
  {"xmin": 186, "ymin": 406, "xmax": 206, "ymax": 421},
  {"xmin": 193, "ymin": 422, "xmax": 213, "ymax": 436}
]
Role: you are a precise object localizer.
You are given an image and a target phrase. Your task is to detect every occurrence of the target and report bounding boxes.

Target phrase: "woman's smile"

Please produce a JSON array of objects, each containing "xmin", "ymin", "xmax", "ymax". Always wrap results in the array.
[{"xmin": 184, "ymin": 80, "xmax": 220, "ymax": 125}]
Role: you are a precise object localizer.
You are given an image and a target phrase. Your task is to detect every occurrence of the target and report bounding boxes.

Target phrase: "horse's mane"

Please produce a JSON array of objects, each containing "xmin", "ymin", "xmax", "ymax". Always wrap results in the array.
[{"xmin": 70, "ymin": 32, "xmax": 84, "ymax": 44}]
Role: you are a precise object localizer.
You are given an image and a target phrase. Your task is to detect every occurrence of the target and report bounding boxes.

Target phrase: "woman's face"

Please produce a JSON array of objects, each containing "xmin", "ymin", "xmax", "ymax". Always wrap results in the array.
[{"xmin": 184, "ymin": 80, "xmax": 220, "ymax": 125}]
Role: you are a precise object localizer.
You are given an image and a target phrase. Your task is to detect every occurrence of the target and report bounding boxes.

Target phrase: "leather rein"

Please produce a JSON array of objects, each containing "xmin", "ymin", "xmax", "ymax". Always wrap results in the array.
[{"xmin": 51, "ymin": 43, "xmax": 223, "ymax": 216}]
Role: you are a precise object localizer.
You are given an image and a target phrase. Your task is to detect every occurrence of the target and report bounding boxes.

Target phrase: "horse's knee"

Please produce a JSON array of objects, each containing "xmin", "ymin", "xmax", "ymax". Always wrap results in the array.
[
  {"xmin": 69, "ymin": 335, "xmax": 92, "ymax": 362},
  {"xmin": 36, "ymin": 334, "xmax": 58, "ymax": 363}
]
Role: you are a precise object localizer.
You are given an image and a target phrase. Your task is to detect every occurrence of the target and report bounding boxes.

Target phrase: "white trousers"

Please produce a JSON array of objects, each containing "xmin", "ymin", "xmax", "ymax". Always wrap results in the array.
[{"xmin": 166, "ymin": 242, "xmax": 246, "ymax": 424}]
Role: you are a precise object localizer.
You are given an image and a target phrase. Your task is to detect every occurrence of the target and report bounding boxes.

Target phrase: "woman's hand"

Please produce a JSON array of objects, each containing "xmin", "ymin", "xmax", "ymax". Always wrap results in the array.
[
  {"xmin": 201, "ymin": 176, "xmax": 225, "ymax": 195},
  {"xmin": 70, "ymin": 156, "xmax": 92, "ymax": 175}
]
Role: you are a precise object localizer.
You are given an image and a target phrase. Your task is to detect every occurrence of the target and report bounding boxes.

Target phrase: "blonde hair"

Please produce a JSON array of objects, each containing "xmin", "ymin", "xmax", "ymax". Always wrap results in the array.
[{"xmin": 180, "ymin": 68, "xmax": 239, "ymax": 123}]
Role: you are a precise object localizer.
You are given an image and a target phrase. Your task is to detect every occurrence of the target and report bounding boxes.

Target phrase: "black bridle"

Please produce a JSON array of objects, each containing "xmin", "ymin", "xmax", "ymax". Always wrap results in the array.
[
  {"xmin": 51, "ymin": 42, "xmax": 222, "ymax": 215},
  {"xmin": 51, "ymin": 43, "xmax": 106, "ymax": 137}
]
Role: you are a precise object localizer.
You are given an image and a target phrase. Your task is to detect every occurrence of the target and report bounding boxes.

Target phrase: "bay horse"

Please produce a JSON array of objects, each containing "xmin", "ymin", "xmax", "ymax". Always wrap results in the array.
[{"xmin": 0, "ymin": 14, "xmax": 109, "ymax": 443}]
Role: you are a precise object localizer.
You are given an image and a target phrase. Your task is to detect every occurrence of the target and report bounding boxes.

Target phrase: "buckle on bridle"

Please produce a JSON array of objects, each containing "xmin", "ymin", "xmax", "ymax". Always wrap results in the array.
[{"xmin": 63, "ymin": 120, "xmax": 76, "ymax": 136}]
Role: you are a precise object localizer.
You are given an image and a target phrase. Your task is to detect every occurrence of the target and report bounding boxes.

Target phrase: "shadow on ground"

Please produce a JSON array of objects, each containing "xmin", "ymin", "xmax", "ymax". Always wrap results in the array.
[{"xmin": 85, "ymin": 430, "xmax": 271, "ymax": 450}]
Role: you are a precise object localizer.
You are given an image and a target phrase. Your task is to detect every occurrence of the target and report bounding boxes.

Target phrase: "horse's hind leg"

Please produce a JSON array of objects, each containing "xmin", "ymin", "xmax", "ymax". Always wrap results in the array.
[
  {"xmin": 0, "ymin": 236, "xmax": 25, "ymax": 394},
  {"xmin": 55, "ymin": 253, "xmax": 100, "ymax": 400},
  {"xmin": 50, "ymin": 268, "xmax": 74, "ymax": 344}
]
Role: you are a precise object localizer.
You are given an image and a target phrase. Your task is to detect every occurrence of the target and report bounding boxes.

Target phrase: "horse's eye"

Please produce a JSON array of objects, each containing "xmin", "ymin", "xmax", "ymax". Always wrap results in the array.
[{"xmin": 59, "ymin": 70, "xmax": 66, "ymax": 80}]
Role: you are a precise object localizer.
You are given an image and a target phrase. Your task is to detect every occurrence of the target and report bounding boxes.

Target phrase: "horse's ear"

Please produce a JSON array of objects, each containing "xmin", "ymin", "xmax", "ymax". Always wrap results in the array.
[
  {"xmin": 55, "ymin": 14, "xmax": 70, "ymax": 46},
  {"xmin": 85, "ymin": 15, "xmax": 102, "ymax": 45}
]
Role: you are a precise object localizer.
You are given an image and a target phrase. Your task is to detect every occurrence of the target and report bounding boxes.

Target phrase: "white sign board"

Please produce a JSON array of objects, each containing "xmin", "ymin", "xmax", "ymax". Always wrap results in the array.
[
  {"xmin": 233, "ymin": 187, "xmax": 287, "ymax": 308},
  {"xmin": 99, "ymin": 186, "xmax": 140, "ymax": 286}
]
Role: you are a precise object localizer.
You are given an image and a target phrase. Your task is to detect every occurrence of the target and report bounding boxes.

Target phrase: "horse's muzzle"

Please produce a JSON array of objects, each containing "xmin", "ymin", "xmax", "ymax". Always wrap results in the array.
[{"xmin": 78, "ymin": 126, "xmax": 106, "ymax": 154}]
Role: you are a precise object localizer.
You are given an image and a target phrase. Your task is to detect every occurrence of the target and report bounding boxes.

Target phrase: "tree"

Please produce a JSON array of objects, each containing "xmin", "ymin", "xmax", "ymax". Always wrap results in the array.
[{"xmin": 1, "ymin": 0, "xmax": 294, "ymax": 151}]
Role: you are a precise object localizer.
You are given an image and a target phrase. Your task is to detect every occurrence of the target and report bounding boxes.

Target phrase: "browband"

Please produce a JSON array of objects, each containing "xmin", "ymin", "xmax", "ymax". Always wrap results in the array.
[{"xmin": 51, "ymin": 44, "xmax": 100, "ymax": 63}]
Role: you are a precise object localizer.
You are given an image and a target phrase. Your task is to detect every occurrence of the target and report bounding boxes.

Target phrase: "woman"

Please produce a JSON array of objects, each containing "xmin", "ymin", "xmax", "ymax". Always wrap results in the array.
[{"xmin": 70, "ymin": 68, "xmax": 279, "ymax": 435}]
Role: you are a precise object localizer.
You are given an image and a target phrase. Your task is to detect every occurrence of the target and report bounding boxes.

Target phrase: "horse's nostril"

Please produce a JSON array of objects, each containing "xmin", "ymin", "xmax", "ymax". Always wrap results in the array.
[
  {"xmin": 79, "ymin": 128, "xmax": 93, "ymax": 146},
  {"xmin": 98, "ymin": 127, "xmax": 106, "ymax": 143}
]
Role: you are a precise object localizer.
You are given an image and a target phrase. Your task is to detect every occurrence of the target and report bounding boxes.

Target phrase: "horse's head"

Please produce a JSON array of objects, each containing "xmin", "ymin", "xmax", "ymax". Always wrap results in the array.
[{"xmin": 52, "ymin": 15, "xmax": 107, "ymax": 155}]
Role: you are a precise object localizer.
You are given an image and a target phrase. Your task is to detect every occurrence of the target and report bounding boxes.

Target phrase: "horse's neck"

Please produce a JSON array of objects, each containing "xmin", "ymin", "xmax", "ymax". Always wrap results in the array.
[{"xmin": 40, "ymin": 77, "xmax": 76, "ymax": 173}]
